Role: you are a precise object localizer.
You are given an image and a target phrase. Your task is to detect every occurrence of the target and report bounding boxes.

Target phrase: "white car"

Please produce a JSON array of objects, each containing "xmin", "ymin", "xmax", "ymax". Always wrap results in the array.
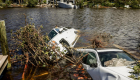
[
  {"xmin": 48, "ymin": 27, "xmax": 80, "ymax": 53},
  {"xmin": 77, "ymin": 48, "xmax": 136, "ymax": 80}
]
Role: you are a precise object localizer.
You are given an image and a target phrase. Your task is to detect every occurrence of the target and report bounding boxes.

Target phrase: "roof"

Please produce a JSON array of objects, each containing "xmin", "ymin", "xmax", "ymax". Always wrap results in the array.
[
  {"xmin": 77, "ymin": 48, "xmax": 123, "ymax": 53},
  {"xmin": 96, "ymin": 48, "xmax": 123, "ymax": 52}
]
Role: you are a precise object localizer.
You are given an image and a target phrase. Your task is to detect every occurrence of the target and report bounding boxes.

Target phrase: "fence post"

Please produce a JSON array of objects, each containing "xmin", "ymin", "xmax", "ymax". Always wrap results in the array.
[{"xmin": 0, "ymin": 20, "xmax": 11, "ymax": 69}]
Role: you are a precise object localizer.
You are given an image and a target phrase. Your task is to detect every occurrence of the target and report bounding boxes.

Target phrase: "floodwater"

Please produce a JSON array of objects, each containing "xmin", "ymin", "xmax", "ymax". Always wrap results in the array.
[
  {"xmin": 0, "ymin": 8, "xmax": 140, "ymax": 50},
  {"xmin": 0, "ymin": 7, "xmax": 140, "ymax": 80}
]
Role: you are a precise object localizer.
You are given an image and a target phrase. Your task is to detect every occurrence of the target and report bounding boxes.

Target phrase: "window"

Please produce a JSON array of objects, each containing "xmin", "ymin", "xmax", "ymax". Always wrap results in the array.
[
  {"xmin": 82, "ymin": 53, "xmax": 88, "ymax": 64},
  {"xmin": 98, "ymin": 51, "xmax": 135, "ymax": 67},
  {"xmin": 55, "ymin": 28, "xmax": 59, "ymax": 33},
  {"xmin": 86, "ymin": 52, "xmax": 97, "ymax": 66},
  {"xmin": 48, "ymin": 30, "xmax": 57, "ymax": 39},
  {"xmin": 82, "ymin": 52, "xmax": 97, "ymax": 66}
]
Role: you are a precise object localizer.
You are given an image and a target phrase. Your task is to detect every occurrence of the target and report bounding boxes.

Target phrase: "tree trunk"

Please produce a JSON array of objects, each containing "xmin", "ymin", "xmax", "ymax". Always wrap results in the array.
[
  {"xmin": 56, "ymin": 0, "xmax": 57, "ymax": 7},
  {"xmin": 18, "ymin": 0, "xmax": 20, "ymax": 4},
  {"xmin": 21, "ymin": 0, "xmax": 22, "ymax": 4}
]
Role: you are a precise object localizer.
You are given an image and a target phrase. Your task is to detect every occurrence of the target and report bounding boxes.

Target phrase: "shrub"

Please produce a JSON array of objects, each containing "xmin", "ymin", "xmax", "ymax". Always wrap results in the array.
[
  {"xmin": 105, "ymin": 1, "xmax": 115, "ymax": 7},
  {"xmin": 83, "ymin": 2, "xmax": 88, "ymax": 6},
  {"xmin": 0, "ymin": 0, "xmax": 2, "ymax": 3},
  {"xmin": 115, "ymin": 0, "xmax": 125, "ymax": 8},
  {"xmin": 27, "ymin": 0, "xmax": 38, "ymax": 7},
  {"xmin": 131, "ymin": 0, "xmax": 139, "ymax": 8},
  {"xmin": 0, "ymin": 3, "xmax": 6, "ymax": 8},
  {"xmin": 43, "ymin": 0, "xmax": 46, "ymax": 4},
  {"xmin": 5, "ymin": 0, "xmax": 11, "ymax": 7},
  {"xmin": 129, "ymin": 63, "xmax": 140, "ymax": 79},
  {"xmin": 88, "ymin": 3, "xmax": 93, "ymax": 8},
  {"xmin": 77, "ymin": 0, "xmax": 84, "ymax": 8},
  {"xmin": 23, "ymin": 0, "xmax": 28, "ymax": 4}
]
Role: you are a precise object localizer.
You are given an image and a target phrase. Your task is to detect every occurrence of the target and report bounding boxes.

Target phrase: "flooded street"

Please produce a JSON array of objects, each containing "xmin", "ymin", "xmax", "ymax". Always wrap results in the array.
[{"xmin": 0, "ymin": 7, "xmax": 140, "ymax": 80}]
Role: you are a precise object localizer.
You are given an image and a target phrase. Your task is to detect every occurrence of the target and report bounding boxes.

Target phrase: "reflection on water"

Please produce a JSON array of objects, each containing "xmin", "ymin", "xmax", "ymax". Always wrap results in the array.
[
  {"xmin": 0, "ymin": 8, "xmax": 139, "ymax": 49},
  {"xmin": 0, "ymin": 8, "xmax": 140, "ymax": 80}
]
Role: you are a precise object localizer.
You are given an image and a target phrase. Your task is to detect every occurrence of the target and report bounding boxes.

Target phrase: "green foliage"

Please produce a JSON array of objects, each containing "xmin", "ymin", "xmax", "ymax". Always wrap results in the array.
[
  {"xmin": 23, "ymin": 0, "xmax": 28, "ymax": 4},
  {"xmin": 88, "ymin": 3, "xmax": 93, "ymax": 8},
  {"xmin": 104, "ymin": 1, "xmax": 115, "ymax": 7},
  {"xmin": 115, "ymin": 0, "xmax": 125, "ymax": 8},
  {"xmin": 5, "ymin": 0, "xmax": 12, "ymax": 7},
  {"xmin": 129, "ymin": 63, "xmax": 140, "ymax": 79},
  {"xmin": 0, "ymin": 3, "xmax": 6, "ymax": 8},
  {"xmin": 131, "ymin": 0, "xmax": 139, "ymax": 8},
  {"xmin": 77, "ymin": 0, "xmax": 84, "ymax": 8},
  {"xmin": 43, "ymin": 0, "xmax": 46, "ymax": 4},
  {"xmin": 27, "ymin": 0, "xmax": 38, "ymax": 7},
  {"xmin": 0, "ymin": 0, "xmax": 2, "ymax": 3},
  {"xmin": 76, "ymin": 0, "xmax": 140, "ymax": 8},
  {"xmin": 11, "ymin": 23, "xmax": 72, "ymax": 66},
  {"xmin": 83, "ymin": 2, "xmax": 88, "ymax": 6}
]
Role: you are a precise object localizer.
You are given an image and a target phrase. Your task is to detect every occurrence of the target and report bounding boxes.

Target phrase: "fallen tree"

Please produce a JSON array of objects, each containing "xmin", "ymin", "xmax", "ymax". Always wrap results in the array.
[{"xmin": 10, "ymin": 24, "xmax": 93, "ymax": 79}]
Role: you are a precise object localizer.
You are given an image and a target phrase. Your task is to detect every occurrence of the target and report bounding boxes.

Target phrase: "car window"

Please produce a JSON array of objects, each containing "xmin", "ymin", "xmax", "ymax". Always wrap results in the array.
[
  {"xmin": 55, "ymin": 28, "xmax": 59, "ymax": 33},
  {"xmin": 82, "ymin": 52, "xmax": 97, "ymax": 65},
  {"xmin": 98, "ymin": 51, "xmax": 135, "ymax": 67},
  {"xmin": 48, "ymin": 30, "xmax": 58, "ymax": 39},
  {"xmin": 82, "ymin": 53, "xmax": 88, "ymax": 64},
  {"xmin": 86, "ymin": 52, "xmax": 97, "ymax": 65}
]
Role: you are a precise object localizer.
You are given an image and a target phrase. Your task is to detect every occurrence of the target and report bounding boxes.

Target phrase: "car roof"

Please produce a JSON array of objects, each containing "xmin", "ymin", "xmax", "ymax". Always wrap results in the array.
[
  {"xmin": 77, "ymin": 48, "xmax": 123, "ymax": 53},
  {"xmin": 96, "ymin": 48, "xmax": 123, "ymax": 52}
]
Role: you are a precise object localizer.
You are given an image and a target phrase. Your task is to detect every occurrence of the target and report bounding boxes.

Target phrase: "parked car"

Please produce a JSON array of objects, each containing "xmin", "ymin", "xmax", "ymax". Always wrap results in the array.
[
  {"xmin": 76, "ymin": 48, "xmax": 136, "ymax": 80},
  {"xmin": 48, "ymin": 26, "xmax": 80, "ymax": 54}
]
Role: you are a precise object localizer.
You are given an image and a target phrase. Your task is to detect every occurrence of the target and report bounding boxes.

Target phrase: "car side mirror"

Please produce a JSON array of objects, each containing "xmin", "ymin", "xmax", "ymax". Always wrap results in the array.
[
  {"xmin": 59, "ymin": 31, "xmax": 62, "ymax": 33},
  {"xmin": 90, "ymin": 63, "xmax": 97, "ymax": 67}
]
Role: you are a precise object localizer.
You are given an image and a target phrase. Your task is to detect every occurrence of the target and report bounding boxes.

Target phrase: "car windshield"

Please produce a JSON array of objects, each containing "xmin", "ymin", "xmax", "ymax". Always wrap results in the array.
[
  {"xmin": 48, "ymin": 30, "xmax": 58, "ymax": 39},
  {"xmin": 98, "ymin": 51, "xmax": 135, "ymax": 67},
  {"xmin": 55, "ymin": 28, "xmax": 59, "ymax": 33}
]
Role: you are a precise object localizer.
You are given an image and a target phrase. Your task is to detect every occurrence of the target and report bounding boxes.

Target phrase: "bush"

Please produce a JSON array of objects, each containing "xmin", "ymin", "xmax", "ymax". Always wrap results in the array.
[
  {"xmin": 115, "ymin": 0, "xmax": 125, "ymax": 8},
  {"xmin": 27, "ymin": 0, "xmax": 38, "ymax": 7},
  {"xmin": 129, "ymin": 63, "xmax": 140, "ymax": 79},
  {"xmin": 83, "ymin": 2, "xmax": 88, "ymax": 6},
  {"xmin": 5, "ymin": 0, "xmax": 11, "ymax": 7},
  {"xmin": 0, "ymin": 3, "xmax": 6, "ymax": 8},
  {"xmin": 131, "ymin": 0, "xmax": 139, "ymax": 8},
  {"xmin": 11, "ymin": 24, "xmax": 51, "ymax": 66},
  {"xmin": 105, "ymin": 1, "xmax": 115, "ymax": 7},
  {"xmin": 23, "ymin": 0, "xmax": 28, "ymax": 4},
  {"xmin": 88, "ymin": 3, "xmax": 93, "ymax": 8},
  {"xmin": 77, "ymin": 0, "xmax": 84, "ymax": 8},
  {"xmin": 43, "ymin": 0, "xmax": 46, "ymax": 4},
  {"xmin": 0, "ymin": 0, "xmax": 2, "ymax": 3}
]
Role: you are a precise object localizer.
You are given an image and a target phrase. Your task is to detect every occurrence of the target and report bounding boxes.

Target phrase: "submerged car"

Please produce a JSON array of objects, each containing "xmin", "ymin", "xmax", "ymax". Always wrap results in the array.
[
  {"xmin": 48, "ymin": 26, "xmax": 80, "ymax": 54},
  {"xmin": 77, "ymin": 48, "xmax": 136, "ymax": 80}
]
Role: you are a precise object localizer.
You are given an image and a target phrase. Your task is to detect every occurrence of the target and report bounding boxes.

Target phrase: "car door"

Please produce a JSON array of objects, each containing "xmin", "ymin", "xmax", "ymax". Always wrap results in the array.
[{"xmin": 82, "ymin": 52, "xmax": 101, "ymax": 80}]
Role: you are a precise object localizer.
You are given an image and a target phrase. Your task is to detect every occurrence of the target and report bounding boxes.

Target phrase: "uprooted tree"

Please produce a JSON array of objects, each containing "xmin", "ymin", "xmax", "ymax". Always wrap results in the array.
[
  {"xmin": 10, "ymin": 24, "xmax": 88, "ymax": 67},
  {"xmin": 10, "ymin": 24, "xmax": 93, "ymax": 80},
  {"xmin": 11, "ymin": 24, "xmax": 69, "ymax": 66}
]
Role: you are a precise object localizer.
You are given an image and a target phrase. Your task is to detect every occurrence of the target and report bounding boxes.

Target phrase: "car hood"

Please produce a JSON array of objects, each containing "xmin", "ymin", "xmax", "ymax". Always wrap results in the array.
[{"xmin": 105, "ymin": 66, "xmax": 133, "ymax": 78}]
